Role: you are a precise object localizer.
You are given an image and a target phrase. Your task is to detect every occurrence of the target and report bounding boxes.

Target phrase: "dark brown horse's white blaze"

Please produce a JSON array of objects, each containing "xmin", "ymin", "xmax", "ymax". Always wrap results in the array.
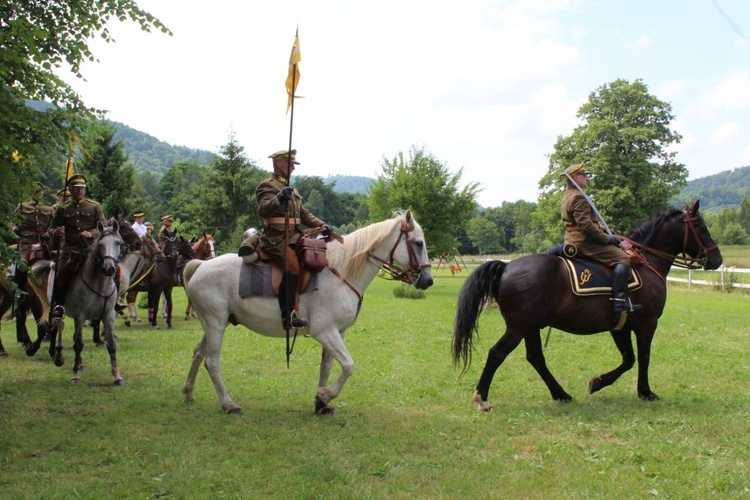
[{"xmin": 453, "ymin": 201, "xmax": 722, "ymax": 411}]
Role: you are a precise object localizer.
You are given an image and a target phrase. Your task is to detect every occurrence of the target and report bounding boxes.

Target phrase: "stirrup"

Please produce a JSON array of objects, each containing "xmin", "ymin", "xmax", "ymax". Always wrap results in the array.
[
  {"xmin": 611, "ymin": 297, "xmax": 642, "ymax": 313},
  {"xmin": 51, "ymin": 305, "xmax": 65, "ymax": 319},
  {"xmin": 284, "ymin": 310, "xmax": 308, "ymax": 329}
]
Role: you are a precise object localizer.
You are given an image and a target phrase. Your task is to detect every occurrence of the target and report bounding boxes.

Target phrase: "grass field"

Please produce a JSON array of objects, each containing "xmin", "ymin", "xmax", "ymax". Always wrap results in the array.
[{"xmin": 1, "ymin": 269, "xmax": 748, "ymax": 498}]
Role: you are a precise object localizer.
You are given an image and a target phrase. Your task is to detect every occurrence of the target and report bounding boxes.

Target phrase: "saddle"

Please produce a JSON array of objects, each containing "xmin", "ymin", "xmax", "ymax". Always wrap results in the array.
[
  {"xmin": 558, "ymin": 257, "xmax": 642, "ymax": 296},
  {"xmin": 238, "ymin": 259, "xmax": 319, "ymax": 298}
]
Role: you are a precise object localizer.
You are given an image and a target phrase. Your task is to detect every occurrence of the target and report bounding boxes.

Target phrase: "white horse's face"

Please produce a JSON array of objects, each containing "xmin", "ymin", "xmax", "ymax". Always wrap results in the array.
[
  {"xmin": 97, "ymin": 229, "xmax": 123, "ymax": 277},
  {"xmin": 391, "ymin": 213, "xmax": 433, "ymax": 290}
]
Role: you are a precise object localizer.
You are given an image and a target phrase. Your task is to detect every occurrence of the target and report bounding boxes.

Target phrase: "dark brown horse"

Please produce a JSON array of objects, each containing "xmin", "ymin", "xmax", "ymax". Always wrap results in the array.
[
  {"xmin": 453, "ymin": 201, "xmax": 722, "ymax": 411},
  {"xmin": 183, "ymin": 232, "xmax": 214, "ymax": 320},
  {"xmin": 132, "ymin": 234, "xmax": 195, "ymax": 329}
]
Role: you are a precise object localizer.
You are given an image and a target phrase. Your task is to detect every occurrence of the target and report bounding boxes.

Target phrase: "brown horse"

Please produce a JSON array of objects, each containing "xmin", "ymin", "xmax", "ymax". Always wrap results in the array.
[
  {"xmin": 453, "ymin": 201, "xmax": 722, "ymax": 411},
  {"xmin": 183, "ymin": 232, "xmax": 215, "ymax": 320}
]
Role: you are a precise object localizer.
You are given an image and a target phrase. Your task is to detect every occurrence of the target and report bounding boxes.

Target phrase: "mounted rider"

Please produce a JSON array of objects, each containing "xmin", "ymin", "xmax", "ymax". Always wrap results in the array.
[
  {"xmin": 158, "ymin": 215, "xmax": 175, "ymax": 249},
  {"xmin": 561, "ymin": 163, "xmax": 641, "ymax": 313},
  {"xmin": 251, "ymin": 149, "xmax": 331, "ymax": 330},
  {"xmin": 48, "ymin": 174, "xmax": 106, "ymax": 318}
]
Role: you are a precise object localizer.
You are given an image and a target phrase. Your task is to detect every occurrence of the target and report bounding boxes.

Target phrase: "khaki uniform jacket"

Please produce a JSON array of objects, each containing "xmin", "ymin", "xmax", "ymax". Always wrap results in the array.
[
  {"xmin": 158, "ymin": 225, "xmax": 174, "ymax": 248},
  {"xmin": 256, "ymin": 175, "xmax": 323, "ymax": 263},
  {"xmin": 15, "ymin": 201, "xmax": 54, "ymax": 260},
  {"xmin": 561, "ymin": 187, "xmax": 629, "ymax": 267},
  {"xmin": 49, "ymin": 198, "xmax": 105, "ymax": 252}
]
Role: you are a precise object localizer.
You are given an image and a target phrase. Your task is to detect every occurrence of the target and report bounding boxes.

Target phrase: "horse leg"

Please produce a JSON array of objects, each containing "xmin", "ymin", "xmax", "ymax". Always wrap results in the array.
[
  {"xmin": 589, "ymin": 330, "xmax": 636, "ymax": 394},
  {"xmin": 50, "ymin": 318, "xmax": 64, "ymax": 366},
  {"xmin": 149, "ymin": 289, "xmax": 160, "ymax": 329},
  {"xmin": 71, "ymin": 320, "xmax": 84, "ymax": 383},
  {"xmin": 91, "ymin": 319, "xmax": 106, "ymax": 347},
  {"xmin": 634, "ymin": 324, "xmax": 660, "ymax": 401},
  {"xmin": 183, "ymin": 335, "xmax": 207, "ymax": 404},
  {"xmin": 15, "ymin": 300, "xmax": 33, "ymax": 349},
  {"xmin": 185, "ymin": 300, "xmax": 193, "ymax": 320},
  {"xmin": 474, "ymin": 328, "xmax": 525, "ymax": 412},
  {"xmin": 318, "ymin": 348, "xmax": 335, "ymax": 389},
  {"xmin": 201, "ymin": 320, "xmax": 242, "ymax": 414},
  {"xmin": 104, "ymin": 314, "xmax": 124, "ymax": 385},
  {"xmin": 165, "ymin": 288, "xmax": 173, "ymax": 329},
  {"xmin": 523, "ymin": 330, "xmax": 572, "ymax": 401},
  {"xmin": 313, "ymin": 330, "xmax": 353, "ymax": 415},
  {"xmin": 0, "ymin": 334, "xmax": 6, "ymax": 358}
]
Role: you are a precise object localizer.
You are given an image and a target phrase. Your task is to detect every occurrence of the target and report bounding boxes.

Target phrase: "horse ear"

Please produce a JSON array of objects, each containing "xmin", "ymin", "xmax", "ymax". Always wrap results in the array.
[
  {"xmin": 113, "ymin": 219, "xmax": 120, "ymax": 233},
  {"xmin": 97, "ymin": 220, "xmax": 105, "ymax": 233},
  {"xmin": 685, "ymin": 200, "xmax": 700, "ymax": 216},
  {"xmin": 405, "ymin": 210, "xmax": 414, "ymax": 228}
]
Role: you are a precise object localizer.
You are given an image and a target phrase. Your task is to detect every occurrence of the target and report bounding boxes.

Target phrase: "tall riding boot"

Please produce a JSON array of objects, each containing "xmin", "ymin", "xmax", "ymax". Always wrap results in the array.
[
  {"xmin": 51, "ymin": 262, "xmax": 71, "ymax": 319},
  {"xmin": 611, "ymin": 264, "xmax": 642, "ymax": 313},
  {"xmin": 279, "ymin": 272, "xmax": 308, "ymax": 330}
]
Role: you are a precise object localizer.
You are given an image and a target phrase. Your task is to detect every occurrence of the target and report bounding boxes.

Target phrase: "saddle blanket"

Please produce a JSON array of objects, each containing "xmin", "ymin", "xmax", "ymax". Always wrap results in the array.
[
  {"xmin": 559, "ymin": 257, "xmax": 642, "ymax": 296},
  {"xmin": 239, "ymin": 261, "xmax": 319, "ymax": 298}
]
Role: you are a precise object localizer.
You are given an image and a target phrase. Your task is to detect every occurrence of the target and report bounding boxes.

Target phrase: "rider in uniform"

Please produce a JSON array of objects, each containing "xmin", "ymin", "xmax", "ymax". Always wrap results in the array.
[
  {"xmin": 48, "ymin": 174, "xmax": 106, "ymax": 318},
  {"xmin": 254, "ymin": 149, "xmax": 330, "ymax": 330},
  {"xmin": 561, "ymin": 163, "xmax": 641, "ymax": 313},
  {"xmin": 158, "ymin": 215, "xmax": 174, "ymax": 248},
  {"xmin": 12, "ymin": 182, "xmax": 54, "ymax": 341}
]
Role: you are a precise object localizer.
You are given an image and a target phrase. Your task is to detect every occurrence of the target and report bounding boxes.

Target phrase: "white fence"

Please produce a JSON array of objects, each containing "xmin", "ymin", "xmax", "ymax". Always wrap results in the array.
[{"xmin": 667, "ymin": 266, "xmax": 750, "ymax": 289}]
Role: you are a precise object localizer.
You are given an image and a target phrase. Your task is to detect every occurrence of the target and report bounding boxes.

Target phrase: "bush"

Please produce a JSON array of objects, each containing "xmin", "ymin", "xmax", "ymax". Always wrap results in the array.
[{"xmin": 392, "ymin": 284, "xmax": 425, "ymax": 299}]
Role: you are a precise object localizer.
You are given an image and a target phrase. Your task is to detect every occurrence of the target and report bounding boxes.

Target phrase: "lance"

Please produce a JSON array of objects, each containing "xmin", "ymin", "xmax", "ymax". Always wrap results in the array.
[{"xmin": 563, "ymin": 171, "xmax": 613, "ymax": 236}]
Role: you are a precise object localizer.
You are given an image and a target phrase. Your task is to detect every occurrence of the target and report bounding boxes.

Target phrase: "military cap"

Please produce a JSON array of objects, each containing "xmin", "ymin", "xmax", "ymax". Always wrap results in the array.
[
  {"xmin": 161, "ymin": 215, "xmax": 174, "ymax": 222},
  {"xmin": 563, "ymin": 163, "xmax": 587, "ymax": 177},
  {"xmin": 133, "ymin": 211, "xmax": 144, "ymax": 218},
  {"xmin": 269, "ymin": 149, "xmax": 299, "ymax": 164},
  {"xmin": 56, "ymin": 187, "xmax": 70, "ymax": 197},
  {"xmin": 144, "ymin": 222, "xmax": 154, "ymax": 228},
  {"xmin": 67, "ymin": 173, "xmax": 87, "ymax": 187},
  {"xmin": 33, "ymin": 181, "xmax": 46, "ymax": 190}
]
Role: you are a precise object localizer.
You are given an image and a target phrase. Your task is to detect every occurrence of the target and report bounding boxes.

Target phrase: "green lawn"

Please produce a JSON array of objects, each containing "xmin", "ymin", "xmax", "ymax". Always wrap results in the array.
[{"xmin": 0, "ymin": 271, "xmax": 747, "ymax": 498}]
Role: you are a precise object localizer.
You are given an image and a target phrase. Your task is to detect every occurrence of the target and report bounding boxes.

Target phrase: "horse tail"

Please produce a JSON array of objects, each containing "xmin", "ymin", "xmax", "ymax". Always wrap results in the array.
[
  {"xmin": 183, "ymin": 259, "xmax": 203, "ymax": 288},
  {"xmin": 452, "ymin": 260, "xmax": 507, "ymax": 374},
  {"xmin": 28, "ymin": 261, "xmax": 51, "ymax": 325}
]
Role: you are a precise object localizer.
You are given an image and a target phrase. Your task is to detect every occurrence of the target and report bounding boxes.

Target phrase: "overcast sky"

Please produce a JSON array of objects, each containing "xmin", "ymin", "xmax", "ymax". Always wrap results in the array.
[{"xmin": 67, "ymin": 0, "xmax": 750, "ymax": 207}]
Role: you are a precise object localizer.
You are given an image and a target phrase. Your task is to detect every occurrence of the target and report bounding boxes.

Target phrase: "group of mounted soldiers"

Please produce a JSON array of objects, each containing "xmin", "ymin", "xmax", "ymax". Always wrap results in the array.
[{"xmin": 7, "ymin": 174, "xmax": 178, "ymax": 330}]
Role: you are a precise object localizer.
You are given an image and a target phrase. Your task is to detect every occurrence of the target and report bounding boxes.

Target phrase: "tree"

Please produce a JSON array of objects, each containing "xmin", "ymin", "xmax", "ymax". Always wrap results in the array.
[
  {"xmin": 293, "ymin": 176, "xmax": 358, "ymax": 227},
  {"xmin": 467, "ymin": 216, "xmax": 501, "ymax": 254},
  {"xmin": 368, "ymin": 146, "xmax": 480, "ymax": 256},
  {"xmin": 79, "ymin": 121, "xmax": 134, "ymax": 216},
  {"xmin": 1, "ymin": 1, "xmax": 169, "ymax": 276},
  {"xmin": 536, "ymin": 79, "xmax": 688, "ymax": 243},
  {"xmin": 192, "ymin": 134, "xmax": 265, "ymax": 251}
]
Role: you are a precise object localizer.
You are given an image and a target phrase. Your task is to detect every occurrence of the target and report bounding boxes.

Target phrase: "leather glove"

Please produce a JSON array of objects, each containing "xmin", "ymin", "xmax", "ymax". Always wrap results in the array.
[
  {"xmin": 41, "ymin": 233, "xmax": 51, "ymax": 242},
  {"xmin": 321, "ymin": 223, "xmax": 332, "ymax": 236},
  {"xmin": 275, "ymin": 186, "xmax": 294, "ymax": 205},
  {"xmin": 13, "ymin": 227, "xmax": 22, "ymax": 237},
  {"xmin": 608, "ymin": 235, "xmax": 621, "ymax": 247}
]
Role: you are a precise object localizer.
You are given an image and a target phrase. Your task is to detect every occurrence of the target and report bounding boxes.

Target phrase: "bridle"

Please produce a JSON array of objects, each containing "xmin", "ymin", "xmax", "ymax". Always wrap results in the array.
[
  {"xmin": 368, "ymin": 220, "xmax": 431, "ymax": 285},
  {"xmin": 622, "ymin": 209, "xmax": 719, "ymax": 272}
]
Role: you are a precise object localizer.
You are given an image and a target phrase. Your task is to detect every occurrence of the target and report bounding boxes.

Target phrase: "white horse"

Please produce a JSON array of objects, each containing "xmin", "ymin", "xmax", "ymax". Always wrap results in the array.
[
  {"xmin": 31, "ymin": 221, "xmax": 125, "ymax": 384},
  {"xmin": 182, "ymin": 211, "xmax": 433, "ymax": 415}
]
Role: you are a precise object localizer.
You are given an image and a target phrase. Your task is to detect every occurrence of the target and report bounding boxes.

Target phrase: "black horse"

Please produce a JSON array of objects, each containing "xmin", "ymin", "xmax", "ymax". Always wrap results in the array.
[{"xmin": 453, "ymin": 201, "xmax": 722, "ymax": 411}]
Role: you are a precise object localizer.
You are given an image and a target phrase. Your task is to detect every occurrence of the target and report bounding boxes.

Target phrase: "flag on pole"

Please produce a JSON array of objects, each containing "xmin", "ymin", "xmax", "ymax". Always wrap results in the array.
[{"xmin": 285, "ymin": 28, "xmax": 301, "ymax": 114}]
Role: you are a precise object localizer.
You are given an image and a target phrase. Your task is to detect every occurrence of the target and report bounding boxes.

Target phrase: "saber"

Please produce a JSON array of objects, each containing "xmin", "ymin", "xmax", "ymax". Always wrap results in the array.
[{"xmin": 563, "ymin": 171, "xmax": 613, "ymax": 236}]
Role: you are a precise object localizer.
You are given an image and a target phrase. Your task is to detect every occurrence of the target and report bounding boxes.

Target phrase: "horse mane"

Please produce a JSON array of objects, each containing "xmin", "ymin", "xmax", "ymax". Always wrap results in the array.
[
  {"xmin": 627, "ymin": 207, "xmax": 681, "ymax": 246},
  {"xmin": 327, "ymin": 211, "xmax": 409, "ymax": 280}
]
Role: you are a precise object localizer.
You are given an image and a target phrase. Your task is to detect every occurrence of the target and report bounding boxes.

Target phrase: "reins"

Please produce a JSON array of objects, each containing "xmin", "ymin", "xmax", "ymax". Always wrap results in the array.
[{"xmin": 619, "ymin": 208, "xmax": 718, "ymax": 279}]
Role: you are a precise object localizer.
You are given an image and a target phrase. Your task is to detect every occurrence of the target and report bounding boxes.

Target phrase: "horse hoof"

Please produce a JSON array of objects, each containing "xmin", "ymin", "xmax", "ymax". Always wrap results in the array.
[
  {"xmin": 54, "ymin": 356, "xmax": 64, "ymax": 367},
  {"xmin": 224, "ymin": 407, "xmax": 242, "ymax": 415},
  {"xmin": 113, "ymin": 379, "xmax": 125, "ymax": 386},
  {"xmin": 124, "ymin": 320, "xmax": 131, "ymax": 328},
  {"xmin": 71, "ymin": 378, "xmax": 80, "ymax": 384},
  {"xmin": 95, "ymin": 341, "xmax": 106, "ymax": 347},
  {"xmin": 167, "ymin": 325, "xmax": 173, "ymax": 330},
  {"xmin": 588, "ymin": 377, "xmax": 603, "ymax": 394},
  {"xmin": 639, "ymin": 391, "xmax": 660, "ymax": 401},
  {"xmin": 0, "ymin": 350, "xmax": 7, "ymax": 358}
]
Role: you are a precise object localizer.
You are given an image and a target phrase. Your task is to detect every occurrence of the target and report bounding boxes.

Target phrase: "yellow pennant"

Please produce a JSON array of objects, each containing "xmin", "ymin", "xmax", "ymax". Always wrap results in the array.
[{"xmin": 285, "ymin": 28, "xmax": 302, "ymax": 114}]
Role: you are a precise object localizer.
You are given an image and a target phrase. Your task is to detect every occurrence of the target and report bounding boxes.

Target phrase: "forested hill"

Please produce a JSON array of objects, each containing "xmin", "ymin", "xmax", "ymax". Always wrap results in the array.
[
  {"xmin": 324, "ymin": 175, "xmax": 373, "ymax": 194},
  {"xmin": 112, "ymin": 122, "xmax": 216, "ymax": 176},
  {"xmin": 676, "ymin": 166, "xmax": 750, "ymax": 211}
]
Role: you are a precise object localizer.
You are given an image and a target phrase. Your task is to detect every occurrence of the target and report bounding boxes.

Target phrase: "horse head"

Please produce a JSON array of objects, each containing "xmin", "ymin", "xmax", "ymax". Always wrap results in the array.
[
  {"xmin": 110, "ymin": 214, "xmax": 142, "ymax": 252},
  {"xmin": 374, "ymin": 210, "xmax": 433, "ymax": 290},
  {"xmin": 177, "ymin": 236, "xmax": 197, "ymax": 260},
  {"xmin": 193, "ymin": 232, "xmax": 216, "ymax": 260},
  {"xmin": 95, "ymin": 220, "xmax": 123, "ymax": 277},
  {"xmin": 139, "ymin": 234, "xmax": 163, "ymax": 260},
  {"xmin": 681, "ymin": 200, "xmax": 722, "ymax": 270}
]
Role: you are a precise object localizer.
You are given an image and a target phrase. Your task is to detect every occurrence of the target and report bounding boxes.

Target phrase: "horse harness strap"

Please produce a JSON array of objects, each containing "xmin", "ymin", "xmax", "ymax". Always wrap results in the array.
[
  {"xmin": 368, "ymin": 220, "xmax": 431, "ymax": 285},
  {"xmin": 328, "ymin": 266, "xmax": 363, "ymax": 318}
]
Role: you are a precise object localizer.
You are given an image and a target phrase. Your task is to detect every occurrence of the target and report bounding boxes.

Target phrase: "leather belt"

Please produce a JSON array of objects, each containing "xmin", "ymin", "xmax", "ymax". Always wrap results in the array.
[
  {"xmin": 264, "ymin": 217, "xmax": 301, "ymax": 225},
  {"xmin": 566, "ymin": 226, "xmax": 580, "ymax": 232}
]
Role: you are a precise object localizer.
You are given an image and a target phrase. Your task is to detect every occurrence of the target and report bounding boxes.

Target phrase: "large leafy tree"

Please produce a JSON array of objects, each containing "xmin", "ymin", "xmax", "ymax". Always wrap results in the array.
[
  {"xmin": 536, "ymin": 79, "xmax": 688, "ymax": 242},
  {"xmin": 293, "ymin": 176, "xmax": 358, "ymax": 228},
  {"xmin": 1, "ymin": 1, "xmax": 169, "ymax": 274},
  {"xmin": 368, "ymin": 146, "xmax": 480, "ymax": 255}
]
